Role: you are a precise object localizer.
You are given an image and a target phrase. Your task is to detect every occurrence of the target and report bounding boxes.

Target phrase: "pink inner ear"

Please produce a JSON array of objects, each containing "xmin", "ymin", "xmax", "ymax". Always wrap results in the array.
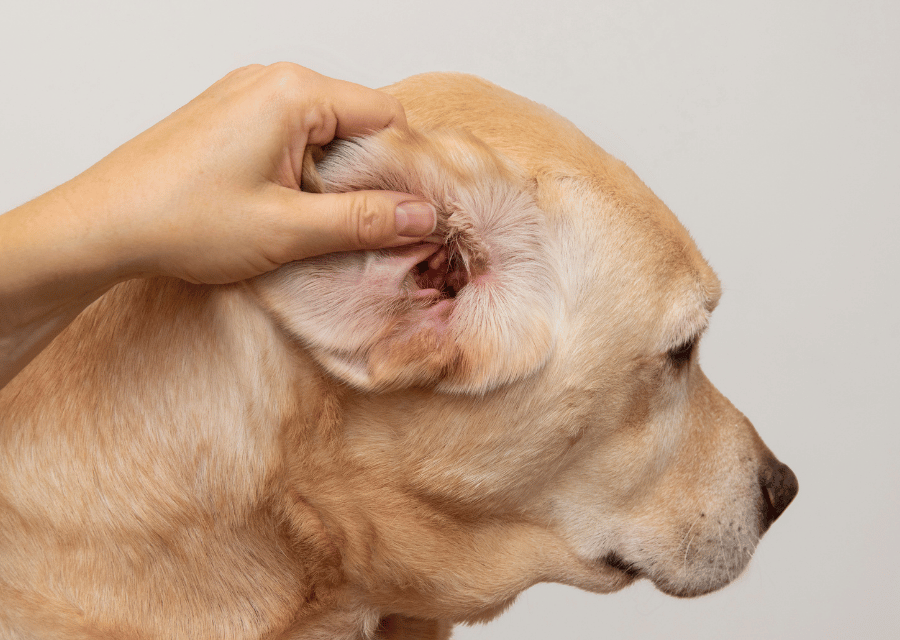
[{"xmin": 412, "ymin": 245, "xmax": 471, "ymax": 300}]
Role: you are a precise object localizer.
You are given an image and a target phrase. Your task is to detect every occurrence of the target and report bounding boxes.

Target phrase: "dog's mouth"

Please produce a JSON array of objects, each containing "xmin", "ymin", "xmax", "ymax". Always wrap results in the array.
[
  {"xmin": 601, "ymin": 551, "xmax": 643, "ymax": 580},
  {"xmin": 599, "ymin": 552, "xmax": 738, "ymax": 599}
]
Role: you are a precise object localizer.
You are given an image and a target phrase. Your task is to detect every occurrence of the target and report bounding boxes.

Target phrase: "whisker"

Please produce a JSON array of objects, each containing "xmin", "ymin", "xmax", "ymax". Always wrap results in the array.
[{"xmin": 679, "ymin": 513, "xmax": 704, "ymax": 574}]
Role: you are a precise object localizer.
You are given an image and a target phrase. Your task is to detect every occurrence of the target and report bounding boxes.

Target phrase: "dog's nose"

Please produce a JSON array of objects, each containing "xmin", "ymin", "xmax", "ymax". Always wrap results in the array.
[{"xmin": 758, "ymin": 453, "xmax": 798, "ymax": 533}]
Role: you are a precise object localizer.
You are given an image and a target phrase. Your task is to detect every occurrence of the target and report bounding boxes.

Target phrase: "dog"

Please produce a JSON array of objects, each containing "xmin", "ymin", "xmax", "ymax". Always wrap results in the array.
[{"xmin": 0, "ymin": 73, "xmax": 797, "ymax": 640}]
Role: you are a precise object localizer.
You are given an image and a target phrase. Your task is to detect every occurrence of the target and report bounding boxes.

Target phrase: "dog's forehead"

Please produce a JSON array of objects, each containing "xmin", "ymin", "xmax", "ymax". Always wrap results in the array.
[
  {"xmin": 385, "ymin": 73, "xmax": 597, "ymax": 180},
  {"xmin": 385, "ymin": 72, "xmax": 721, "ymax": 321}
]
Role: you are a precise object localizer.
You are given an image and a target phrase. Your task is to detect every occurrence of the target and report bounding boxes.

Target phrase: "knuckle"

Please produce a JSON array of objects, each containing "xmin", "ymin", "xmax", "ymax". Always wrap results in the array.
[
  {"xmin": 267, "ymin": 60, "xmax": 299, "ymax": 76},
  {"xmin": 265, "ymin": 62, "xmax": 316, "ymax": 90},
  {"xmin": 304, "ymin": 105, "xmax": 337, "ymax": 145},
  {"xmin": 256, "ymin": 63, "xmax": 315, "ymax": 127},
  {"xmin": 267, "ymin": 63, "xmax": 299, "ymax": 90},
  {"xmin": 346, "ymin": 194, "xmax": 390, "ymax": 249},
  {"xmin": 225, "ymin": 64, "xmax": 264, "ymax": 81},
  {"xmin": 261, "ymin": 64, "xmax": 331, "ymax": 134}
]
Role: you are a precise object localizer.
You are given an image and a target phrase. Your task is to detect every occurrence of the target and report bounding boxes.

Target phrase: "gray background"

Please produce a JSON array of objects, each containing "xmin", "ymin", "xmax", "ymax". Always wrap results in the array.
[{"xmin": 2, "ymin": 1, "xmax": 897, "ymax": 638}]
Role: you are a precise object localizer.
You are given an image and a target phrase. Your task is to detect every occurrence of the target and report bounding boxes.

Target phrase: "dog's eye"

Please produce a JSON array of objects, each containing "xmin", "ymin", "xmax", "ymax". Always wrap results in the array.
[{"xmin": 667, "ymin": 339, "xmax": 695, "ymax": 366}]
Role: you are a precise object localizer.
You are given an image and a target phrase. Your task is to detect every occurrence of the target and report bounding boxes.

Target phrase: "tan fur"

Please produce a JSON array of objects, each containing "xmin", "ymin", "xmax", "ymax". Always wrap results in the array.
[{"xmin": 0, "ymin": 73, "xmax": 795, "ymax": 639}]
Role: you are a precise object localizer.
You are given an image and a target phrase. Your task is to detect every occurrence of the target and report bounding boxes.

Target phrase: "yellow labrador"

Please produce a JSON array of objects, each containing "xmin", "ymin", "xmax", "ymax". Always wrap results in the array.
[{"xmin": 0, "ymin": 74, "xmax": 797, "ymax": 640}]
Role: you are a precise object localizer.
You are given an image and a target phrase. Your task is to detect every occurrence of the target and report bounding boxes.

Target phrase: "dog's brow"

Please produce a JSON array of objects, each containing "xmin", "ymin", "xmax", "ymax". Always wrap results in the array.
[
  {"xmin": 704, "ymin": 286, "xmax": 722, "ymax": 314},
  {"xmin": 701, "ymin": 272, "xmax": 722, "ymax": 313},
  {"xmin": 667, "ymin": 323, "xmax": 707, "ymax": 354},
  {"xmin": 664, "ymin": 277, "xmax": 716, "ymax": 352},
  {"xmin": 664, "ymin": 288, "xmax": 716, "ymax": 354}
]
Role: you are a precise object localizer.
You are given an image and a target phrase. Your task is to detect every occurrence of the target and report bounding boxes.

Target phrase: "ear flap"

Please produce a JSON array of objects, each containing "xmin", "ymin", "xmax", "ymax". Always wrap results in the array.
[{"xmin": 252, "ymin": 128, "xmax": 559, "ymax": 394}]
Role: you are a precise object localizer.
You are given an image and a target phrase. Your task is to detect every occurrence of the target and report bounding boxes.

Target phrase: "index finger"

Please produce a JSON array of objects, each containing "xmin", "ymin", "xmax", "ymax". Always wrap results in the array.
[{"xmin": 323, "ymin": 76, "xmax": 409, "ymax": 140}]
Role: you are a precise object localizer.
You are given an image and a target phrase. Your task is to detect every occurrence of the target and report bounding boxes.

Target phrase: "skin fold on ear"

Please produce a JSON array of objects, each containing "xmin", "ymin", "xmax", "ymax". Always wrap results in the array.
[{"xmin": 251, "ymin": 128, "xmax": 560, "ymax": 394}]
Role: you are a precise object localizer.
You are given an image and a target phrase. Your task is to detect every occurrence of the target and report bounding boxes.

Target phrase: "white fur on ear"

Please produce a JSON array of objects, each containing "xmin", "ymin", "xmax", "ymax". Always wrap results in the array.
[{"xmin": 252, "ymin": 129, "xmax": 560, "ymax": 394}]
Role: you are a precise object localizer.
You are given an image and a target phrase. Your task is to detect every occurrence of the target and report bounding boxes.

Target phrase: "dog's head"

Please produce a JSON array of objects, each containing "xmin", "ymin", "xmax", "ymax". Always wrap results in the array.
[{"xmin": 252, "ymin": 73, "xmax": 797, "ymax": 622}]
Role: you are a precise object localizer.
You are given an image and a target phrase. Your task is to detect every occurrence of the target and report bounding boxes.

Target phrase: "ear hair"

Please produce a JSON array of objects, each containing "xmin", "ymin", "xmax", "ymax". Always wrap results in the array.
[{"xmin": 252, "ymin": 128, "xmax": 560, "ymax": 394}]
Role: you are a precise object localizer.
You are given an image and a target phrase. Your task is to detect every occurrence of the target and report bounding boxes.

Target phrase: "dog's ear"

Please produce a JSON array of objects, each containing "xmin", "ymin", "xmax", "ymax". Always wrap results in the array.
[{"xmin": 251, "ymin": 129, "xmax": 559, "ymax": 394}]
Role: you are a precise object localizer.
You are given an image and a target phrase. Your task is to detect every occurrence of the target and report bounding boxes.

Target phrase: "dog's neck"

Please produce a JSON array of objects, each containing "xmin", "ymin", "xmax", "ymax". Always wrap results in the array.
[
  {"xmin": 0, "ymin": 276, "xmax": 630, "ymax": 638},
  {"xmin": 0, "ymin": 278, "xmax": 321, "ymax": 637}
]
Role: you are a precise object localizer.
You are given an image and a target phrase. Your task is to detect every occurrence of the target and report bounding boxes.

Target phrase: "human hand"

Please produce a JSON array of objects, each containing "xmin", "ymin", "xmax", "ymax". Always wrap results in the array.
[
  {"xmin": 0, "ymin": 64, "xmax": 437, "ymax": 388},
  {"xmin": 67, "ymin": 62, "xmax": 437, "ymax": 284}
]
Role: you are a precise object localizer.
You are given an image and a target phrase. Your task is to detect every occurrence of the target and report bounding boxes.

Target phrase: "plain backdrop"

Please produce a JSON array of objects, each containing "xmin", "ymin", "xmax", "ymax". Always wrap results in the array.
[{"xmin": 2, "ymin": 1, "xmax": 898, "ymax": 638}]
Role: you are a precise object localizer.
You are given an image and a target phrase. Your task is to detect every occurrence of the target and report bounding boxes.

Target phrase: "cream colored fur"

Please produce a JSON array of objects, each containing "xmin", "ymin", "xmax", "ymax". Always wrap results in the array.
[{"xmin": 0, "ymin": 73, "xmax": 794, "ymax": 639}]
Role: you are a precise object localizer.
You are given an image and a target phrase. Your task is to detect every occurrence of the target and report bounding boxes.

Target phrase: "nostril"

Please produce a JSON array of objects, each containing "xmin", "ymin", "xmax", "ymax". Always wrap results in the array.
[{"xmin": 758, "ymin": 456, "xmax": 799, "ymax": 533}]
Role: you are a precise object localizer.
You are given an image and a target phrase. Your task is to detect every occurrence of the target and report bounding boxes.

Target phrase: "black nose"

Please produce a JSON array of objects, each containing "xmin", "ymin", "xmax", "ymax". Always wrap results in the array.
[{"xmin": 758, "ymin": 453, "xmax": 799, "ymax": 534}]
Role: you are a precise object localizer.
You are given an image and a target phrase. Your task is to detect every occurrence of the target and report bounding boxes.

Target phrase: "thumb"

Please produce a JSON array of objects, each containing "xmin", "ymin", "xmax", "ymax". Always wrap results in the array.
[{"xmin": 285, "ymin": 190, "xmax": 437, "ymax": 259}]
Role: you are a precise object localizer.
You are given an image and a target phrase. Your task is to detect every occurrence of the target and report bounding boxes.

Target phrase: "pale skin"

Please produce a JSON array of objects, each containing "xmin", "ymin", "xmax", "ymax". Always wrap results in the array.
[{"xmin": 0, "ymin": 63, "xmax": 437, "ymax": 390}]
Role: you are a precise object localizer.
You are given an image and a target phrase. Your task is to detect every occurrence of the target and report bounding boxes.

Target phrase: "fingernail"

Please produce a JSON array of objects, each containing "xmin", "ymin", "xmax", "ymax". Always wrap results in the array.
[{"xmin": 395, "ymin": 201, "xmax": 437, "ymax": 237}]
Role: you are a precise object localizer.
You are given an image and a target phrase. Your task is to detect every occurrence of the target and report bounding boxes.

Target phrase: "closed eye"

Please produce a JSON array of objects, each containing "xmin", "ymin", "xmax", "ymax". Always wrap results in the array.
[{"xmin": 667, "ymin": 338, "xmax": 696, "ymax": 366}]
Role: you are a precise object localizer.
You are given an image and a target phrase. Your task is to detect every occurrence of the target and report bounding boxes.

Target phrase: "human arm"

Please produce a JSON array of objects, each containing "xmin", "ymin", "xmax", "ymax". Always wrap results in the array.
[{"xmin": 0, "ymin": 63, "xmax": 436, "ymax": 389}]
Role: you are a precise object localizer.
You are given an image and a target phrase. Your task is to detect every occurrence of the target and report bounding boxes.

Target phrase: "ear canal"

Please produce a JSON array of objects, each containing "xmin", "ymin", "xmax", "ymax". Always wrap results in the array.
[
  {"xmin": 252, "ymin": 128, "xmax": 559, "ymax": 394},
  {"xmin": 411, "ymin": 245, "xmax": 472, "ymax": 299}
]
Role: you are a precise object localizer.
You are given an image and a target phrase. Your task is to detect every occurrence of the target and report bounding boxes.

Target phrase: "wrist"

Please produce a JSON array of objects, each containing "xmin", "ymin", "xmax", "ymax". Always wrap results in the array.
[
  {"xmin": 0, "ymin": 182, "xmax": 133, "ymax": 387},
  {"xmin": 0, "ymin": 177, "xmax": 134, "ymax": 316}
]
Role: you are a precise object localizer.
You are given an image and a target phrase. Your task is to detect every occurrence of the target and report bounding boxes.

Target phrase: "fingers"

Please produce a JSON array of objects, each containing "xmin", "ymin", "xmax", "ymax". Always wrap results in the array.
[
  {"xmin": 254, "ymin": 62, "xmax": 407, "ymax": 144},
  {"xmin": 280, "ymin": 189, "xmax": 437, "ymax": 260},
  {"xmin": 300, "ymin": 75, "xmax": 407, "ymax": 147},
  {"xmin": 326, "ymin": 79, "xmax": 408, "ymax": 139}
]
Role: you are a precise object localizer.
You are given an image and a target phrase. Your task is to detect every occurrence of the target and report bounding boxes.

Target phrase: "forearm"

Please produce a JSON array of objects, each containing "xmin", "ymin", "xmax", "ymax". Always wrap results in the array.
[
  {"xmin": 0, "ymin": 179, "xmax": 129, "ymax": 389},
  {"xmin": 0, "ymin": 64, "xmax": 434, "ymax": 390}
]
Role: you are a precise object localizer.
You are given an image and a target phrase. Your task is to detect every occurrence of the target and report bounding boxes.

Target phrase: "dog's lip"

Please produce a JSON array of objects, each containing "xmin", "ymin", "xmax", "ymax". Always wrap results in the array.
[{"xmin": 600, "ymin": 551, "xmax": 643, "ymax": 579}]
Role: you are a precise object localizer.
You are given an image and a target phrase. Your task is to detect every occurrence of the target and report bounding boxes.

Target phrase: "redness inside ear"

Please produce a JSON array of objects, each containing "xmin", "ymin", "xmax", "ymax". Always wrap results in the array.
[{"xmin": 412, "ymin": 245, "xmax": 471, "ymax": 300}]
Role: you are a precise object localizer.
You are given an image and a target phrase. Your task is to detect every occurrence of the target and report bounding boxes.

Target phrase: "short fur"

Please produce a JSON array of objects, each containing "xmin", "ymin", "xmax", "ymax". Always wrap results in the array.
[{"xmin": 0, "ymin": 73, "xmax": 796, "ymax": 640}]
